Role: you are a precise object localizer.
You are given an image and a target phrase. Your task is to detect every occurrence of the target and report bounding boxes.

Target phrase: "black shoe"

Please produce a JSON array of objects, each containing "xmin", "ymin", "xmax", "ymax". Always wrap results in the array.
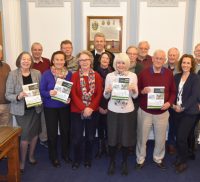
[
  {"xmin": 121, "ymin": 161, "xmax": 128, "ymax": 176},
  {"xmin": 62, "ymin": 157, "xmax": 72, "ymax": 164},
  {"xmin": 20, "ymin": 168, "xmax": 24, "ymax": 174},
  {"xmin": 135, "ymin": 162, "xmax": 144, "ymax": 170},
  {"xmin": 107, "ymin": 161, "xmax": 115, "ymax": 175},
  {"xmin": 51, "ymin": 160, "xmax": 61, "ymax": 168},
  {"xmin": 72, "ymin": 162, "xmax": 80, "ymax": 170},
  {"xmin": 154, "ymin": 161, "xmax": 167, "ymax": 170},
  {"xmin": 84, "ymin": 161, "xmax": 92, "ymax": 168},
  {"xmin": 175, "ymin": 163, "xmax": 187, "ymax": 173}
]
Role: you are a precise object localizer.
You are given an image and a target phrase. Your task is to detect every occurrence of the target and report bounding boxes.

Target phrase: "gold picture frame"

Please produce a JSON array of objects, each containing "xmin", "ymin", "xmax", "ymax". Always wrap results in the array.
[{"xmin": 87, "ymin": 16, "xmax": 123, "ymax": 53}]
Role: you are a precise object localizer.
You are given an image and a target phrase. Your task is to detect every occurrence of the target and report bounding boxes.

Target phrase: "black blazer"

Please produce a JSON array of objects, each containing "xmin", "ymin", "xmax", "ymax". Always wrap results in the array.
[
  {"xmin": 174, "ymin": 72, "xmax": 199, "ymax": 115},
  {"xmin": 90, "ymin": 49, "xmax": 115, "ymax": 71}
]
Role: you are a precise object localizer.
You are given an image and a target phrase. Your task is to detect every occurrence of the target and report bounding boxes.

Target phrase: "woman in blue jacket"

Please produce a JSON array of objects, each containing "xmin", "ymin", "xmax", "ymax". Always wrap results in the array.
[
  {"xmin": 172, "ymin": 54, "xmax": 199, "ymax": 173},
  {"xmin": 40, "ymin": 51, "xmax": 72, "ymax": 168}
]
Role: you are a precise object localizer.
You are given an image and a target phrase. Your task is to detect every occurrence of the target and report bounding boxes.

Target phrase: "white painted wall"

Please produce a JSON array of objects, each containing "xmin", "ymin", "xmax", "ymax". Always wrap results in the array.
[
  {"xmin": 28, "ymin": 1, "xmax": 72, "ymax": 59},
  {"xmin": 2, "ymin": 0, "xmax": 22, "ymax": 70},
  {"xmin": 82, "ymin": 1, "xmax": 128, "ymax": 53},
  {"xmin": 193, "ymin": 0, "xmax": 200, "ymax": 50},
  {"xmin": 138, "ymin": 1, "xmax": 186, "ymax": 55},
  {"xmin": 1, "ymin": 0, "xmax": 195, "ymax": 70}
]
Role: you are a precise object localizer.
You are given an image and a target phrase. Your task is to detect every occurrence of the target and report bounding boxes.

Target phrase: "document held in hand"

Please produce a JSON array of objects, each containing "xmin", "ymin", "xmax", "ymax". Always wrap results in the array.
[
  {"xmin": 22, "ymin": 83, "xmax": 42, "ymax": 108},
  {"xmin": 111, "ymin": 77, "xmax": 130, "ymax": 100},
  {"xmin": 147, "ymin": 86, "xmax": 165, "ymax": 109},
  {"xmin": 52, "ymin": 78, "xmax": 73, "ymax": 103}
]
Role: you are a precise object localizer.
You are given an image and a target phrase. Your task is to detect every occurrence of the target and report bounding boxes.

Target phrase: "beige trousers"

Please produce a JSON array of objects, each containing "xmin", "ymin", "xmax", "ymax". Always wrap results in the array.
[{"xmin": 136, "ymin": 108, "xmax": 169, "ymax": 164}]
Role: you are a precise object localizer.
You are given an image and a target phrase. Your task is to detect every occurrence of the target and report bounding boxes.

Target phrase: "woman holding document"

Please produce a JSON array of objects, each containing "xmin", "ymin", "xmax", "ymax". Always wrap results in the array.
[
  {"xmin": 40, "ymin": 51, "xmax": 72, "ymax": 168},
  {"xmin": 70, "ymin": 50, "xmax": 102, "ymax": 170},
  {"xmin": 5, "ymin": 52, "xmax": 42, "ymax": 173},
  {"xmin": 104, "ymin": 53, "xmax": 138, "ymax": 176}
]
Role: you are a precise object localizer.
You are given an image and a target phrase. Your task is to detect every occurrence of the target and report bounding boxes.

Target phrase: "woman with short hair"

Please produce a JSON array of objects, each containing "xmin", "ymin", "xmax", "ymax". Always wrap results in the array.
[
  {"xmin": 104, "ymin": 53, "xmax": 138, "ymax": 175},
  {"xmin": 70, "ymin": 50, "xmax": 102, "ymax": 170},
  {"xmin": 6, "ymin": 51, "xmax": 42, "ymax": 173}
]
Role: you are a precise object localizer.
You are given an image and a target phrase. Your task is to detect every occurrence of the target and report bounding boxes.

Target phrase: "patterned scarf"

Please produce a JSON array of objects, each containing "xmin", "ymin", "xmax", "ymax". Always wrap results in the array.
[
  {"xmin": 51, "ymin": 65, "xmax": 67, "ymax": 79},
  {"xmin": 79, "ymin": 68, "xmax": 95, "ymax": 106}
]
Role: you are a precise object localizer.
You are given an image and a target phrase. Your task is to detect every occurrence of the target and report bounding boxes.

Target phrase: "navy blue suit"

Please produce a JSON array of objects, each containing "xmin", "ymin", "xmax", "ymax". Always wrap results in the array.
[{"xmin": 173, "ymin": 72, "xmax": 199, "ymax": 163}]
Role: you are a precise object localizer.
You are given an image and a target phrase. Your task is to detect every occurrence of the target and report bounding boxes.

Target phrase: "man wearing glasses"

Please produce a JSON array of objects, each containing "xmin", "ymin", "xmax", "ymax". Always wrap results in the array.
[
  {"xmin": 136, "ymin": 50, "xmax": 176, "ymax": 170},
  {"xmin": 60, "ymin": 40, "xmax": 78, "ymax": 73}
]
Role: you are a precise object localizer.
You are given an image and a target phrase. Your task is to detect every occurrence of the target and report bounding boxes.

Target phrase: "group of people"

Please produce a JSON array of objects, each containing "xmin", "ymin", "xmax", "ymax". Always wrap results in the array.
[{"xmin": 0, "ymin": 32, "xmax": 200, "ymax": 176}]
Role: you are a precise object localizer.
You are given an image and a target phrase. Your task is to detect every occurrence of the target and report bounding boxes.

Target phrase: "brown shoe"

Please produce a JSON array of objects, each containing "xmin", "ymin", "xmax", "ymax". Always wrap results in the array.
[
  {"xmin": 167, "ymin": 145, "xmax": 176, "ymax": 155},
  {"xmin": 172, "ymin": 160, "xmax": 181, "ymax": 168},
  {"xmin": 154, "ymin": 161, "xmax": 167, "ymax": 170},
  {"xmin": 175, "ymin": 163, "xmax": 187, "ymax": 173}
]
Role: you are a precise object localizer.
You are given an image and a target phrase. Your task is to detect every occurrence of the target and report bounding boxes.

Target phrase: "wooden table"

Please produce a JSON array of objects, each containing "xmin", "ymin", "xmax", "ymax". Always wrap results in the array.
[{"xmin": 0, "ymin": 126, "xmax": 22, "ymax": 182}]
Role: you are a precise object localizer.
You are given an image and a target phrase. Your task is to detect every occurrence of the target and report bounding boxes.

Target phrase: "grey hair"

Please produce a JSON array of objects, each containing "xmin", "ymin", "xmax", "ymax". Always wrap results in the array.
[
  {"xmin": 138, "ymin": 41, "xmax": 150, "ymax": 49},
  {"xmin": 76, "ymin": 50, "xmax": 94, "ymax": 68}
]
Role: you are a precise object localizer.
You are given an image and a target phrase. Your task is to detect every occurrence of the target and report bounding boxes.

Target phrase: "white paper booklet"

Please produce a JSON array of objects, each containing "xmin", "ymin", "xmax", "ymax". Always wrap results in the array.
[
  {"xmin": 147, "ymin": 86, "xmax": 165, "ymax": 109},
  {"xmin": 111, "ymin": 77, "xmax": 130, "ymax": 100},
  {"xmin": 22, "ymin": 83, "xmax": 42, "ymax": 108},
  {"xmin": 52, "ymin": 78, "xmax": 73, "ymax": 103},
  {"xmin": 198, "ymin": 134, "xmax": 200, "ymax": 144}
]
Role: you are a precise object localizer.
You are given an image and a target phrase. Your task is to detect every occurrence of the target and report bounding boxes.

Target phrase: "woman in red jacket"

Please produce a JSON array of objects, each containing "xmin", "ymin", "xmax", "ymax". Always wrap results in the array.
[{"xmin": 70, "ymin": 50, "xmax": 103, "ymax": 170}]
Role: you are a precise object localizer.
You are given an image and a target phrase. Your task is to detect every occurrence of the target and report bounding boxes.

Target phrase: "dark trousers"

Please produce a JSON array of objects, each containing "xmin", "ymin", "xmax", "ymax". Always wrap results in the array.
[
  {"xmin": 174, "ymin": 112, "xmax": 196, "ymax": 163},
  {"xmin": 167, "ymin": 108, "xmax": 176, "ymax": 146},
  {"xmin": 44, "ymin": 106, "xmax": 70, "ymax": 161},
  {"xmin": 71, "ymin": 112, "xmax": 97, "ymax": 163},
  {"xmin": 188, "ymin": 114, "xmax": 199, "ymax": 152},
  {"xmin": 97, "ymin": 113, "xmax": 107, "ymax": 140}
]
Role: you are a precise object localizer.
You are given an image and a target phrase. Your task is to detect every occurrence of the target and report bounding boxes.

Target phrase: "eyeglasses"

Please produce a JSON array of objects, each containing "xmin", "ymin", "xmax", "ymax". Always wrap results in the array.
[
  {"xmin": 138, "ymin": 47, "xmax": 149, "ymax": 51},
  {"xmin": 127, "ymin": 53, "xmax": 138, "ymax": 56},
  {"xmin": 154, "ymin": 57, "xmax": 166, "ymax": 61},
  {"xmin": 79, "ymin": 59, "xmax": 91, "ymax": 62}
]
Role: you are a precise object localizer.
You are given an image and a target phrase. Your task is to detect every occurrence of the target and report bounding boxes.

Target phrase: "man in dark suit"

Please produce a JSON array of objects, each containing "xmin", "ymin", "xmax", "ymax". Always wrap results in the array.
[{"xmin": 90, "ymin": 32, "xmax": 115, "ymax": 71}]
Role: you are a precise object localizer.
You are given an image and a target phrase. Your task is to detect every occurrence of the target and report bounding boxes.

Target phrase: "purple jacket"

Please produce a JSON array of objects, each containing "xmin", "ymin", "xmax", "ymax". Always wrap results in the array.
[{"xmin": 40, "ymin": 69, "xmax": 72, "ymax": 108}]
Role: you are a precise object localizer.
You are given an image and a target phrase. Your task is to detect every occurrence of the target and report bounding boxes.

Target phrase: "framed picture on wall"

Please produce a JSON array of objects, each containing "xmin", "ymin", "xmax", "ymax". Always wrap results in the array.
[{"xmin": 87, "ymin": 16, "xmax": 123, "ymax": 53}]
